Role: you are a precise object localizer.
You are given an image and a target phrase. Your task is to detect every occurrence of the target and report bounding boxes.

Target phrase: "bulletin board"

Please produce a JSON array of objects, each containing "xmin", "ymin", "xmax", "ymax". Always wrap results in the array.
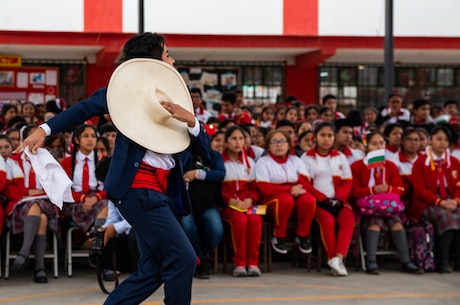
[{"xmin": 0, "ymin": 66, "xmax": 59, "ymax": 105}]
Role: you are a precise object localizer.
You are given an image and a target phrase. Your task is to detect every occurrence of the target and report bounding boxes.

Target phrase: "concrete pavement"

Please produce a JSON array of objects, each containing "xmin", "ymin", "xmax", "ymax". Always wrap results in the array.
[{"xmin": 1, "ymin": 260, "xmax": 460, "ymax": 305}]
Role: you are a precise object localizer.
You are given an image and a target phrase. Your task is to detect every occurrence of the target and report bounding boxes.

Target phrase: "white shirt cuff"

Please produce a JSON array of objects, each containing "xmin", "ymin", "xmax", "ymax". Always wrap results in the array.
[
  {"xmin": 187, "ymin": 118, "xmax": 200, "ymax": 137},
  {"xmin": 39, "ymin": 123, "xmax": 51, "ymax": 136}
]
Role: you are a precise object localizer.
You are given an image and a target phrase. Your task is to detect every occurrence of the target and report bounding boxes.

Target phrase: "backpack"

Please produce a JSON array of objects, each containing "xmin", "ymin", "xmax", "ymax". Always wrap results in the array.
[{"xmin": 405, "ymin": 220, "xmax": 436, "ymax": 272}]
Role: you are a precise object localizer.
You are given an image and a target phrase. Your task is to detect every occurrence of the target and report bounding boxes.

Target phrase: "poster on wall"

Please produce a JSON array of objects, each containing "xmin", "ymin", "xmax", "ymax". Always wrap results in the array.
[
  {"xmin": 177, "ymin": 66, "xmax": 239, "ymax": 114},
  {"xmin": 0, "ymin": 66, "xmax": 59, "ymax": 107}
]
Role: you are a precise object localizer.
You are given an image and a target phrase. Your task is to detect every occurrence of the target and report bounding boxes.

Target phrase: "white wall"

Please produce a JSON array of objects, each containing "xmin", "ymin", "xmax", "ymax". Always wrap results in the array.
[
  {"xmin": 0, "ymin": 0, "xmax": 84, "ymax": 32},
  {"xmin": 319, "ymin": 0, "xmax": 460, "ymax": 37},
  {"xmin": 135, "ymin": 0, "xmax": 283, "ymax": 35},
  {"xmin": 1, "ymin": 0, "xmax": 458, "ymax": 37}
]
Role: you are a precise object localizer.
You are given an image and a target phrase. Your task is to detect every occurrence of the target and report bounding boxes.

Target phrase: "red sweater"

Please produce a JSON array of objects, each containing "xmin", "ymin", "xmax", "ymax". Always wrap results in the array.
[
  {"xmin": 409, "ymin": 154, "xmax": 460, "ymax": 222},
  {"xmin": 350, "ymin": 159, "xmax": 404, "ymax": 199}
]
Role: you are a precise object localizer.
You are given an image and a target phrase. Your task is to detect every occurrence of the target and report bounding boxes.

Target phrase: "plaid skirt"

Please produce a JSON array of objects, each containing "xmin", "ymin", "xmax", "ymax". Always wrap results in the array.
[
  {"xmin": 361, "ymin": 213, "xmax": 404, "ymax": 232},
  {"xmin": 423, "ymin": 205, "xmax": 460, "ymax": 235},
  {"xmin": 7, "ymin": 199, "xmax": 60, "ymax": 236},
  {"xmin": 62, "ymin": 199, "xmax": 107, "ymax": 233}
]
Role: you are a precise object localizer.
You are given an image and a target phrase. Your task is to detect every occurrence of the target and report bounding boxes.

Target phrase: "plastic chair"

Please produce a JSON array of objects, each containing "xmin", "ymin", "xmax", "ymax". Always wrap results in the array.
[
  {"xmin": 65, "ymin": 226, "xmax": 90, "ymax": 277},
  {"xmin": 4, "ymin": 230, "xmax": 59, "ymax": 279}
]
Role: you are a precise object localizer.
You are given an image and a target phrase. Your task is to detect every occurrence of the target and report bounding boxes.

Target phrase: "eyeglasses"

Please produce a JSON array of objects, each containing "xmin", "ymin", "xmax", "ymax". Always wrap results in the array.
[{"xmin": 269, "ymin": 139, "xmax": 288, "ymax": 146}]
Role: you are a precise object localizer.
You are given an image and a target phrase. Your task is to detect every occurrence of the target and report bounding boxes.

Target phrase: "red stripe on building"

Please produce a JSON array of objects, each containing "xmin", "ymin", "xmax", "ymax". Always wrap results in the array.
[
  {"xmin": 84, "ymin": 0, "xmax": 122, "ymax": 32},
  {"xmin": 283, "ymin": 0, "xmax": 318, "ymax": 36}
]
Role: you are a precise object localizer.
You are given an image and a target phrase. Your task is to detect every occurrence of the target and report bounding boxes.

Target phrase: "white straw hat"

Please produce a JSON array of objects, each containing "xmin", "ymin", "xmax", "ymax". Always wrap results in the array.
[{"xmin": 107, "ymin": 58, "xmax": 193, "ymax": 154}]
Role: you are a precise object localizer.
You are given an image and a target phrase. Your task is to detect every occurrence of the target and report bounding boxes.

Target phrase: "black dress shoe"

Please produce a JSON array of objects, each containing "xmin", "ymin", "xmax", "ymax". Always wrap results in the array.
[
  {"xmin": 34, "ymin": 269, "xmax": 48, "ymax": 284},
  {"xmin": 438, "ymin": 263, "xmax": 453, "ymax": 274},
  {"xmin": 401, "ymin": 262, "xmax": 423, "ymax": 274},
  {"xmin": 366, "ymin": 262, "xmax": 380, "ymax": 275}
]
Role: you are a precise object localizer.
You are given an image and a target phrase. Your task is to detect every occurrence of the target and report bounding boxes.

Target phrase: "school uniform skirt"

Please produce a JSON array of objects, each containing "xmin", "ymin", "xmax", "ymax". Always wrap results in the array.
[
  {"xmin": 361, "ymin": 213, "xmax": 405, "ymax": 232},
  {"xmin": 7, "ymin": 199, "xmax": 60, "ymax": 236},
  {"xmin": 63, "ymin": 199, "xmax": 107, "ymax": 232},
  {"xmin": 423, "ymin": 205, "xmax": 460, "ymax": 235}
]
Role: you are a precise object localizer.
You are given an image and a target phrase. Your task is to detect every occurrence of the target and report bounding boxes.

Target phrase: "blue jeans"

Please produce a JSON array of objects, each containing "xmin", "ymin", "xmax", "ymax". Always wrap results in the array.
[
  {"xmin": 104, "ymin": 189, "xmax": 195, "ymax": 305},
  {"xmin": 181, "ymin": 207, "xmax": 223, "ymax": 260}
]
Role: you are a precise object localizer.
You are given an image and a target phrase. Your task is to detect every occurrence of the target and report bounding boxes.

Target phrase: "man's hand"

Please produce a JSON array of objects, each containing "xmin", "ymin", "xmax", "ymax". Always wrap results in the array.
[
  {"xmin": 160, "ymin": 101, "xmax": 195, "ymax": 127},
  {"xmin": 99, "ymin": 225, "xmax": 116, "ymax": 246},
  {"xmin": 183, "ymin": 169, "xmax": 197, "ymax": 183},
  {"xmin": 14, "ymin": 127, "xmax": 46, "ymax": 154}
]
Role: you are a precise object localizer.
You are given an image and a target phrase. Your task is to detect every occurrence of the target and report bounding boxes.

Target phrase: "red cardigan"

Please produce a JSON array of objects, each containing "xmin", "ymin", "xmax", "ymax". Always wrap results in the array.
[
  {"xmin": 350, "ymin": 159, "xmax": 405, "ymax": 199},
  {"xmin": 409, "ymin": 154, "xmax": 460, "ymax": 222}
]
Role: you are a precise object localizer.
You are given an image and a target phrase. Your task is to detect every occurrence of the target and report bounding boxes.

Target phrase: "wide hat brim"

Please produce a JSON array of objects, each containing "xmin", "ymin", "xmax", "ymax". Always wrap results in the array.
[{"xmin": 107, "ymin": 58, "xmax": 192, "ymax": 154}]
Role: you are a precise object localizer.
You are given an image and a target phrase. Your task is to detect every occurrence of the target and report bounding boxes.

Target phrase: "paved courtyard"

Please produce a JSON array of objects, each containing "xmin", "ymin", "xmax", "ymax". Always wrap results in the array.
[{"xmin": 1, "ymin": 261, "xmax": 459, "ymax": 305}]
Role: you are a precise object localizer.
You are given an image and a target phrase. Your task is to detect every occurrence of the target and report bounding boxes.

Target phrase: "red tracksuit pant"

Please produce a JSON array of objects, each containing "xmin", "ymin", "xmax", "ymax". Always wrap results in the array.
[
  {"xmin": 315, "ymin": 205, "xmax": 355, "ymax": 258},
  {"xmin": 263, "ymin": 192, "xmax": 316, "ymax": 238},
  {"xmin": 222, "ymin": 208, "xmax": 263, "ymax": 267}
]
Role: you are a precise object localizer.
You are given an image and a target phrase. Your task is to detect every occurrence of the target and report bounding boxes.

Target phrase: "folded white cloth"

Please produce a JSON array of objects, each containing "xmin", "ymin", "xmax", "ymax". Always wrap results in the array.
[{"xmin": 25, "ymin": 147, "xmax": 74, "ymax": 209}]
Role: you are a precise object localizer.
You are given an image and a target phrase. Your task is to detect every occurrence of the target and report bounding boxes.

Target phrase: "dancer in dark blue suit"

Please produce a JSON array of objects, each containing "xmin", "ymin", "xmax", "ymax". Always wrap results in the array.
[{"xmin": 17, "ymin": 32, "xmax": 210, "ymax": 305}]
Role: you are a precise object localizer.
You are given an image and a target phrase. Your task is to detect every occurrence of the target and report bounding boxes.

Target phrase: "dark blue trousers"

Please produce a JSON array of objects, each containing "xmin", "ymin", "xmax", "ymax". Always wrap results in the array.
[{"xmin": 104, "ymin": 188, "xmax": 196, "ymax": 305}]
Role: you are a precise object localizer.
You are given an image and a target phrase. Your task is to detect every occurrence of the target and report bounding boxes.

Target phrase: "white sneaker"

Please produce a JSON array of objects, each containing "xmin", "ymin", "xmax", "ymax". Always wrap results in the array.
[
  {"xmin": 232, "ymin": 266, "xmax": 247, "ymax": 277},
  {"xmin": 327, "ymin": 257, "xmax": 341, "ymax": 276},
  {"xmin": 337, "ymin": 257, "xmax": 348, "ymax": 276}
]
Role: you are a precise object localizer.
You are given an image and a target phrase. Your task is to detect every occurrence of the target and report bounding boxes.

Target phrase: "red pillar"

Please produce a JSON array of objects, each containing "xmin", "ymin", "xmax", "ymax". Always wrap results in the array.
[{"xmin": 285, "ymin": 49, "xmax": 336, "ymax": 104}]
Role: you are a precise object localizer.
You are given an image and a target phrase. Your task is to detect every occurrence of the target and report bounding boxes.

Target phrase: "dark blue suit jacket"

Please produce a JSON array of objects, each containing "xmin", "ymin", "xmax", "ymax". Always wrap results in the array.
[{"xmin": 46, "ymin": 88, "xmax": 210, "ymax": 216}]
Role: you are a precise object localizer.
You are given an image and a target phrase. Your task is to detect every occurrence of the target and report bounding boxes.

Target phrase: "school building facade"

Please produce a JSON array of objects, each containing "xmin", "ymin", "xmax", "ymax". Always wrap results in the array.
[{"xmin": 0, "ymin": 0, "xmax": 459, "ymax": 112}]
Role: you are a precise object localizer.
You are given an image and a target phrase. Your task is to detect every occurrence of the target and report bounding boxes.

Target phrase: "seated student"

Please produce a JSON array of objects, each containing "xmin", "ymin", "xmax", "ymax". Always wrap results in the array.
[
  {"xmin": 443, "ymin": 99, "xmax": 460, "ymax": 129},
  {"xmin": 0, "ymin": 142, "xmax": 7, "ymax": 237},
  {"xmin": 305, "ymin": 105, "xmax": 319, "ymax": 124},
  {"xmin": 285, "ymin": 106, "xmax": 299, "ymax": 126},
  {"xmin": 318, "ymin": 107, "xmax": 334, "ymax": 123},
  {"xmin": 256, "ymin": 105, "xmax": 276, "ymax": 128},
  {"xmin": 217, "ymin": 92, "xmax": 252, "ymax": 125},
  {"xmin": 251, "ymin": 127, "xmax": 269, "ymax": 149},
  {"xmin": 60, "ymin": 125, "xmax": 108, "ymax": 256},
  {"xmin": 416, "ymin": 127, "xmax": 430, "ymax": 152},
  {"xmin": 256, "ymin": 129, "xmax": 316, "ymax": 256},
  {"xmin": 333, "ymin": 119, "xmax": 364, "ymax": 165},
  {"xmin": 379, "ymin": 93, "xmax": 411, "ymax": 125},
  {"xmin": 191, "ymin": 87, "xmax": 212, "ymax": 124},
  {"xmin": 1, "ymin": 135, "xmax": 59, "ymax": 283},
  {"xmin": 240, "ymin": 125, "xmax": 264, "ymax": 162},
  {"xmin": 295, "ymin": 130, "xmax": 314, "ymax": 157},
  {"xmin": 410, "ymin": 99, "xmax": 435, "ymax": 133},
  {"xmin": 393, "ymin": 128, "xmax": 422, "ymax": 205},
  {"xmin": 181, "ymin": 148, "xmax": 225, "ymax": 279},
  {"xmin": 221, "ymin": 126, "xmax": 262, "ymax": 277},
  {"xmin": 362, "ymin": 107, "xmax": 379, "ymax": 130},
  {"xmin": 384, "ymin": 123, "xmax": 404, "ymax": 162},
  {"xmin": 351, "ymin": 132, "xmax": 420, "ymax": 275},
  {"xmin": 275, "ymin": 105, "xmax": 287, "ymax": 123},
  {"xmin": 98, "ymin": 123, "xmax": 117, "ymax": 156},
  {"xmin": 410, "ymin": 125, "xmax": 460, "ymax": 273},
  {"xmin": 276, "ymin": 119, "xmax": 297, "ymax": 155},
  {"xmin": 322, "ymin": 94, "xmax": 345, "ymax": 119},
  {"xmin": 302, "ymin": 122, "xmax": 354, "ymax": 276}
]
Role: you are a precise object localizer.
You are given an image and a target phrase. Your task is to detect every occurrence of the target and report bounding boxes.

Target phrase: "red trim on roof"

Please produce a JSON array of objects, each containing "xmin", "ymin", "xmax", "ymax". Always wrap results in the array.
[
  {"xmin": 84, "ymin": 0, "xmax": 123, "ymax": 32},
  {"xmin": 283, "ymin": 0, "xmax": 318, "ymax": 36}
]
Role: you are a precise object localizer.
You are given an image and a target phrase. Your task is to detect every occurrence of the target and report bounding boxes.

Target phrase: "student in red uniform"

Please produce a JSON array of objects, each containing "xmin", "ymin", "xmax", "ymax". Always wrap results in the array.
[
  {"xmin": 217, "ymin": 93, "xmax": 252, "ymax": 125},
  {"xmin": 1, "ymin": 135, "xmax": 59, "ymax": 283},
  {"xmin": 301, "ymin": 122, "xmax": 354, "ymax": 276},
  {"xmin": 351, "ymin": 132, "xmax": 420, "ymax": 274},
  {"xmin": 410, "ymin": 125, "xmax": 460, "ymax": 273},
  {"xmin": 256, "ymin": 129, "xmax": 316, "ymax": 255},
  {"xmin": 60, "ymin": 125, "xmax": 108, "ymax": 254},
  {"xmin": 0, "ymin": 138, "xmax": 7, "ymax": 237},
  {"xmin": 384, "ymin": 123, "xmax": 403, "ymax": 161},
  {"xmin": 393, "ymin": 128, "xmax": 422, "ymax": 205},
  {"xmin": 221, "ymin": 126, "xmax": 262, "ymax": 277}
]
